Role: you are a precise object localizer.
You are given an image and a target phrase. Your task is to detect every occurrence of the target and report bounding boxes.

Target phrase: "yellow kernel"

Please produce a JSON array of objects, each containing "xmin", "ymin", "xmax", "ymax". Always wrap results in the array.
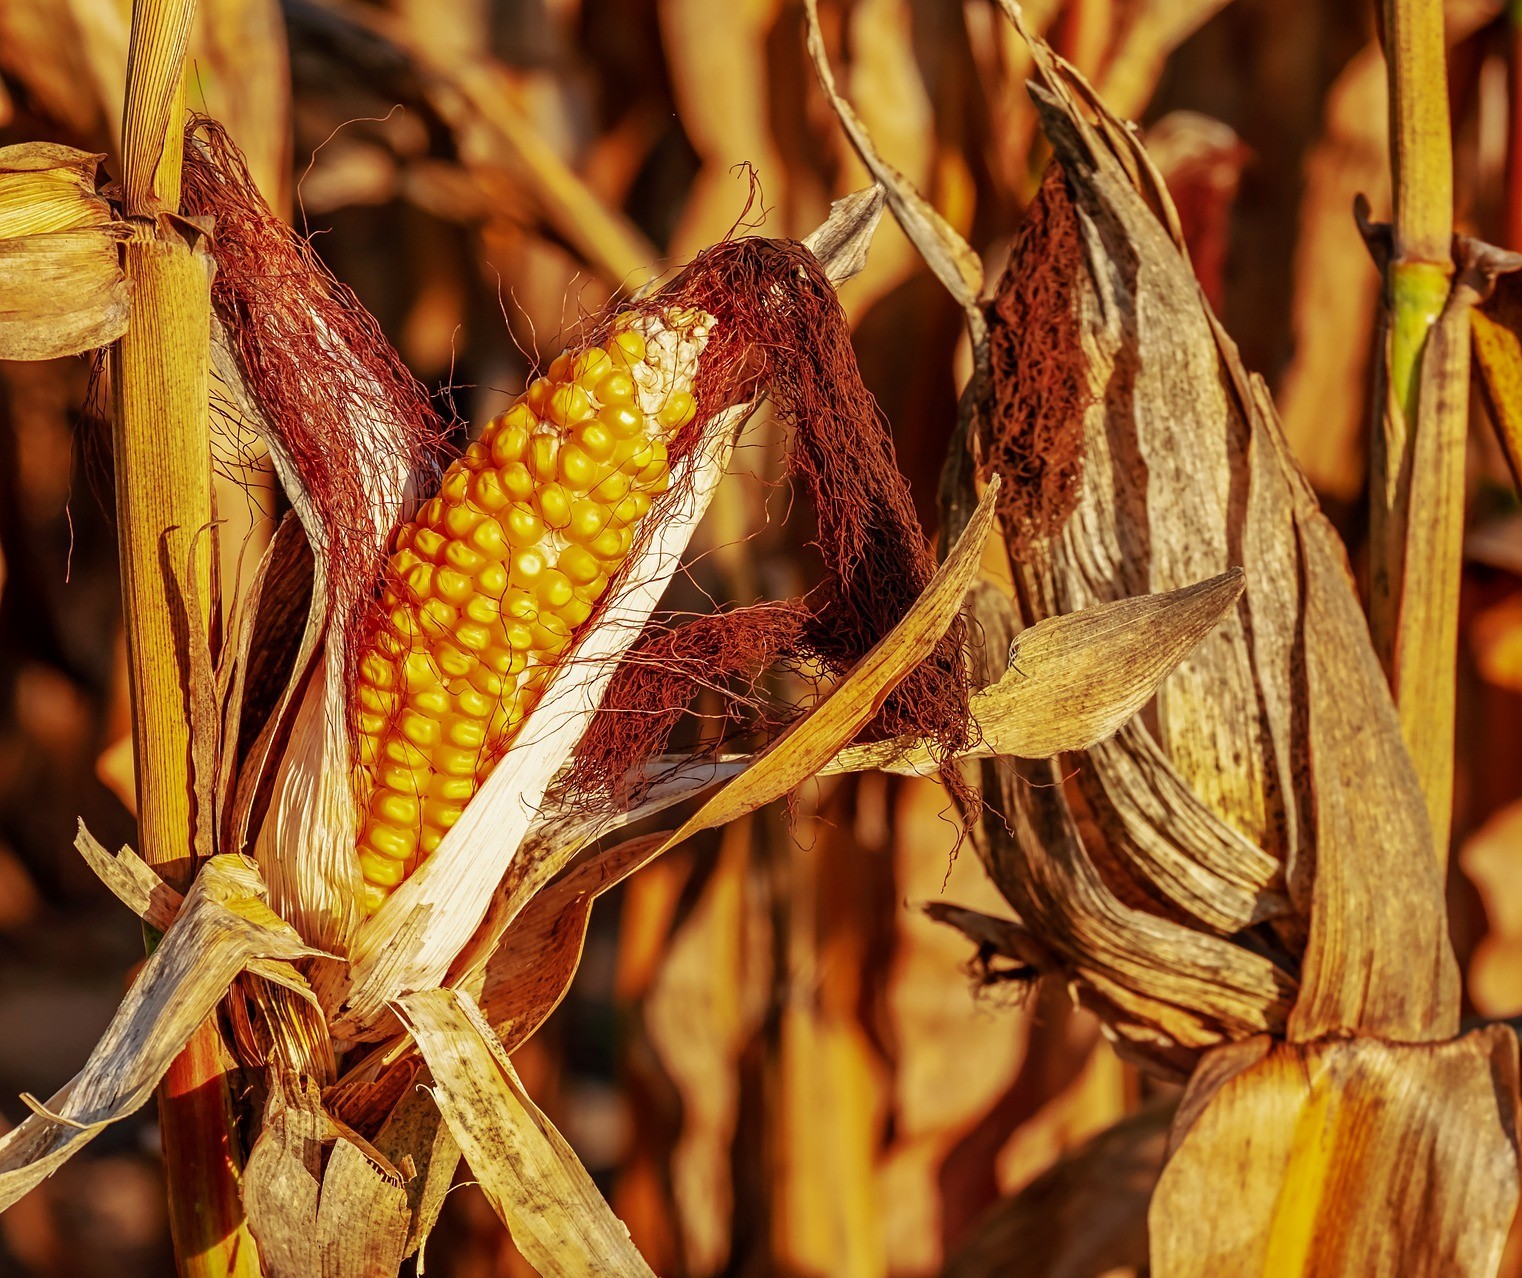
[
  {"xmin": 505, "ymin": 506, "xmax": 545, "ymax": 548},
  {"xmin": 505, "ymin": 622, "xmax": 535, "ymax": 652},
  {"xmin": 568, "ymin": 499, "xmax": 610, "ymax": 543},
  {"xmin": 558, "ymin": 443, "xmax": 601, "ymax": 490},
  {"xmin": 404, "ymin": 563, "xmax": 434, "ymax": 599},
  {"xmin": 391, "ymin": 547, "xmax": 423, "ymax": 578},
  {"xmin": 359, "ymin": 651, "xmax": 397, "ymax": 689},
  {"xmin": 529, "ymin": 436, "xmax": 559, "ymax": 483},
  {"xmin": 420, "ymin": 828, "xmax": 444, "ymax": 855},
  {"xmin": 532, "ymin": 617, "xmax": 572, "ymax": 654},
  {"xmin": 362, "ymin": 882, "xmax": 387, "ymax": 914},
  {"xmin": 418, "ymin": 497, "xmax": 445, "ymax": 528},
  {"xmin": 440, "ymin": 469, "xmax": 470, "ymax": 503},
  {"xmin": 428, "ymin": 773, "xmax": 476, "ymax": 801},
  {"xmin": 558, "ymin": 545, "xmax": 602, "ymax": 586},
  {"xmin": 548, "ymin": 383, "xmax": 593, "ymax": 426},
  {"xmin": 466, "ymin": 665, "xmax": 504, "ymax": 697},
  {"xmin": 456, "ymin": 621, "xmax": 494, "ymax": 652},
  {"xmin": 378, "ymin": 761, "xmax": 420, "ymax": 793},
  {"xmin": 575, "ymin": 422, "xmax": 616, "ymax": 462},
  {"xmin": 463, "ymin": 595, "xmax": 499, "ymax": 626},
  {"xmin": 433, "ymin": 641, "xmax": 474, "ymax": 680},
  {"xmin": 573, "ymin": 348, "xmax": 612, "ymax": 381},
  {"xmin": 413, "ymin": 528, "xmax": 446, "ymax": 561},
  {"xmin": 590, "ymin": 526, "xmax": 632, "ymax": 561},
  {"xmin": 594, "ymin": 370, "xmax": 636, "ymax": 406},
  {"xmin": 398, "ymin": 709, "xmax": 441, "ymax": 749},
  {"xmin": 561, "ymin": 597, "xmax": 594, "ymax": 627},
  {"xmin": 464, "ymin": 441, "xmax": 490, "ymax": 469},
  {"xmin": 502, "ymin": 588, "xmax": 538, "ymax": 620},
  {"xmin": 366, "ymin": 821, "xmax": 417, "ymax": 862},
  {"xmin": 609, "ymin": 491, "xmax": 648, "ymax": 526},
  {"xmin": 477, "ymin": 561, "xmax": 508, "ymax": 596},
  {"xmin": 442, "ymin": 502, "xmax": 481, "ymax": 541},
  {"xmin": 456, "ymin": 687, "xmax": 493, "ymax": 718},
  {"xmin": 360, "ymin": 850, "xmax": 407, "ymax": 888},
  {"xmin": 612, "ymin": 329, "xmax": 647, "ymax": 365},
  {"xmin": 641, "ymin": 464, "xmax": 672, "ymax": 494},
  {"xmin": 469, "ymin": 519, "xmax": 509, "ymax": 560},
  {"xmin": 402, "ymin": 651, "xmax": 440, "ymax": 688},
  {"xmin": 410, "ymin": 687, "xmax": 451, "ymax": 717},
  {"xmin": 375, "ymin": 790, "xmax": 420, "ymax": 826},
  {"xmin": 443, "ymin": 541, "xmax": 485, "ymax": 575},
  {"xmin": 500, "ymin": 462, "xmax": 534, "ymax": 502},
  {"xmin": 447, "ymin": 718, "xmax": 486, "ymax": 749},
  {"xmin": 590, "ymin": 468, "xmax": 633, "ymax": 503},
  {"xmin": 599, "ymin": 404, "xmax": 642, "ymax": 438},
  {"xmin": 357, "ymin": 683, "xmax": 397, "ymax": 719},
  {"xmin": 526, "ymin": 378, "xmax": 554, "ymax": 416},
  {"xmin": 359, "ymin": 709, "xmax": 388, "ymax": 737},
  {"xmin": 471, "ymin": 468, "xmax": 509, "ymax": 514},
  {"xmin": 511, "ymin": 549, "xmax": 546, "ymax": 585},
  {"xmin": 577, "ymin": 572, "xmax": 609, "ymax": 600},
  {"xmin": 435, "ymin": 746, "xmax": 479, "ymax": 777},
  {"xmin": 419, "ymin": 598, "xmax": 457, "ymax": 634},
  {"xmin": 548, "ymin": 352, "xmax": 575, "ymax": 382},
  {"xmin": 434, "ymin": 567, "xmax": 473, "ymax": 606},
  {"xmin": 537, "ymin": 569, "xmax": 574, "ymax": 609},
  {"xmin": 659, "ymin": 390, "xmax": 696, "ymax": 430},
  {"xmin": 538, "ymin": 483, "xmax": 572, "ymax": 530}
]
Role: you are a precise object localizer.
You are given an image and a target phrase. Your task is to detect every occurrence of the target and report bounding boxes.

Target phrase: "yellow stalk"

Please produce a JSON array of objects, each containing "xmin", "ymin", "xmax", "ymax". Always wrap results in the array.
[
  {"xmin": 112, "ymin": 1, "xmax": 261, "ymax": 1273},
  {"xmin": 1372, "ymin": 0, "xmax": 1464, "ymax": 864}
]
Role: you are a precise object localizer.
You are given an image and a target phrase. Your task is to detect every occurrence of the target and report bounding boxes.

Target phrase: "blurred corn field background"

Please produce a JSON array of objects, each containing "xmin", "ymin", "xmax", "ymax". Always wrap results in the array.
[{"xmin": 2, "ymin": 0, "xmax": 1522, "ymax": 1275}]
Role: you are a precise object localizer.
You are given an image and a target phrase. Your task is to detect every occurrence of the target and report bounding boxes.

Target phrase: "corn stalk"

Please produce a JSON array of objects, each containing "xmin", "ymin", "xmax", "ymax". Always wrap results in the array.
[
  {"xmin": 1370, "ymin": 0, "xmax": 1465, "ymax": 864},
  {"xmin": 112, "ymin": 1, "xmax": 260, "ymax": 1273}
]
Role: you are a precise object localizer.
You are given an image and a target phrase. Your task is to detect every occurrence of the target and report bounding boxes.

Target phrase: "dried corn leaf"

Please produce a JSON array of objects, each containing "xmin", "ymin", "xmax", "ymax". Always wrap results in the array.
[
  {"xmin": 245, "ymin": 1072, "xmax": 412, "ymax": 1278},
  {"xmin": 0, "ymin": 854, "xmax": 321, "ymax": 1209},
  {"xmin": 0, "ymin": 221, "xmax": 129, "ymax": 359},
  {"xmin": 0, "ymin": 143, "xmax": 114, "ymax": 237},
  {"xmin": 371, "ymin": 1074, "xmax": 459, "ymax": 1260},
  {"xmin": 803, "ymin": 0, "xmax": 985, "ymax": 323},
  {"xmin": 1151, "ymin": 1028, "xmax": 1522, "ymax": 1276},
  {"xmin": 397, "ymin": 987, "xmax": 657, "ymax": 1278},
  {"xmin": 966, "ymin": 29, "xmax": 1460, "ymax": 1046},
  {"xmin": 466, "ymin": 480, "xmax": 998, "ymax": 1047},
  {"xmin": 833, "ymin": 567, "xmax": 1247, "ymax": 773},
  {"xmin": 942, "ymin": 1100, "xmax": 1172, "ymax": 1278}
]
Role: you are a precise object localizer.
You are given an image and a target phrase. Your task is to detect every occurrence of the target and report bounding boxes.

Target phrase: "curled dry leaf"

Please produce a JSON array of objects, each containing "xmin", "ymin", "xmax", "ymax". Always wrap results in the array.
[
  {"xmin": 0, "ymin": 854, "xmax": 321, "ymax": 1209},
  {"xmin": 397, "ymin": 988, "xmax": 659, "ymax": 1278},
  {"xmin": 1151, "ymin": 1029, "xmax": 1522, "ymax": 1277},
  {"xmin": 0, "ymin": 142, "xmax": 128, "ymax": 359},
  {"xmin": 935, "ymin": 17, "xmax": 1458, "ymax": 1061}
]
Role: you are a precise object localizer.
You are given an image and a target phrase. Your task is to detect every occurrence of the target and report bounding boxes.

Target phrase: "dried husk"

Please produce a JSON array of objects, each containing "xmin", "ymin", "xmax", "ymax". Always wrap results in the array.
[{"xmin": 0, "ymin": 142, "xmax": 129, "ymax": 360}]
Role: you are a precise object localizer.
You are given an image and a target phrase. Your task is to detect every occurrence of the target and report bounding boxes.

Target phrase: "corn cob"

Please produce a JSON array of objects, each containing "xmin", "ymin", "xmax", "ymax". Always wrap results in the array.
[{"xmin": 353, "ymin": 308, "xmax": 713, "ymax": 913}]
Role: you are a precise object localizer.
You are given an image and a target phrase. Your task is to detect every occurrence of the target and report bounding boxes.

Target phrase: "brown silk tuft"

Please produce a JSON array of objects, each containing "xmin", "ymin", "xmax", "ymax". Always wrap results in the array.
[
  {"xmin": 568, "ymin": 237, "xmax": 973, "ymax": 802},
  {"xmin": 179, "ymin": 119, "xmax": 447, "ymax": 697},
  {"xmin": 984, "ymin": 161, "xmax": 1090, "ymax": 559}
]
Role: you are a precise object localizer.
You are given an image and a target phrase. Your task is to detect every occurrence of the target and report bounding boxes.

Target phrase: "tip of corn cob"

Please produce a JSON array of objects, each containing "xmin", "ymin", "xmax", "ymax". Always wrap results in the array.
[{"xmin": 350, "ymin": 308, "xmax": 713, "ymax": 914}]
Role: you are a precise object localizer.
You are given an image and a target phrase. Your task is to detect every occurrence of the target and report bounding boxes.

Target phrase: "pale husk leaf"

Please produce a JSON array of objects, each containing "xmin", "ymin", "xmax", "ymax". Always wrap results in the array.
[
  {"xmin": 397, "ymin": 987, "xmax": 658, "ymax": 1278},
  {"xmin": 0, "ymin": 854, "xmax": 321, "ymax": 1208}
]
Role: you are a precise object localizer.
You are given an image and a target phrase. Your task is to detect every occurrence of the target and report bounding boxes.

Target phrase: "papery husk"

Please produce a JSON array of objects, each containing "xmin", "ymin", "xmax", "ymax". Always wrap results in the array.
[
  {"xmin": 0, "ymin": 850, "xmax": 322, "ymax": 1210},
  {"xmin": 973, "ymin": 18, "xmax": 1454, "ymax": 1055},
  {"xmin": 0, "ymin": 142, "xmax": 129, "ymax": 359},
  {"xmin": 1151, "ymin": 1029, "xmax": 1521, "ymax": 1277}
]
